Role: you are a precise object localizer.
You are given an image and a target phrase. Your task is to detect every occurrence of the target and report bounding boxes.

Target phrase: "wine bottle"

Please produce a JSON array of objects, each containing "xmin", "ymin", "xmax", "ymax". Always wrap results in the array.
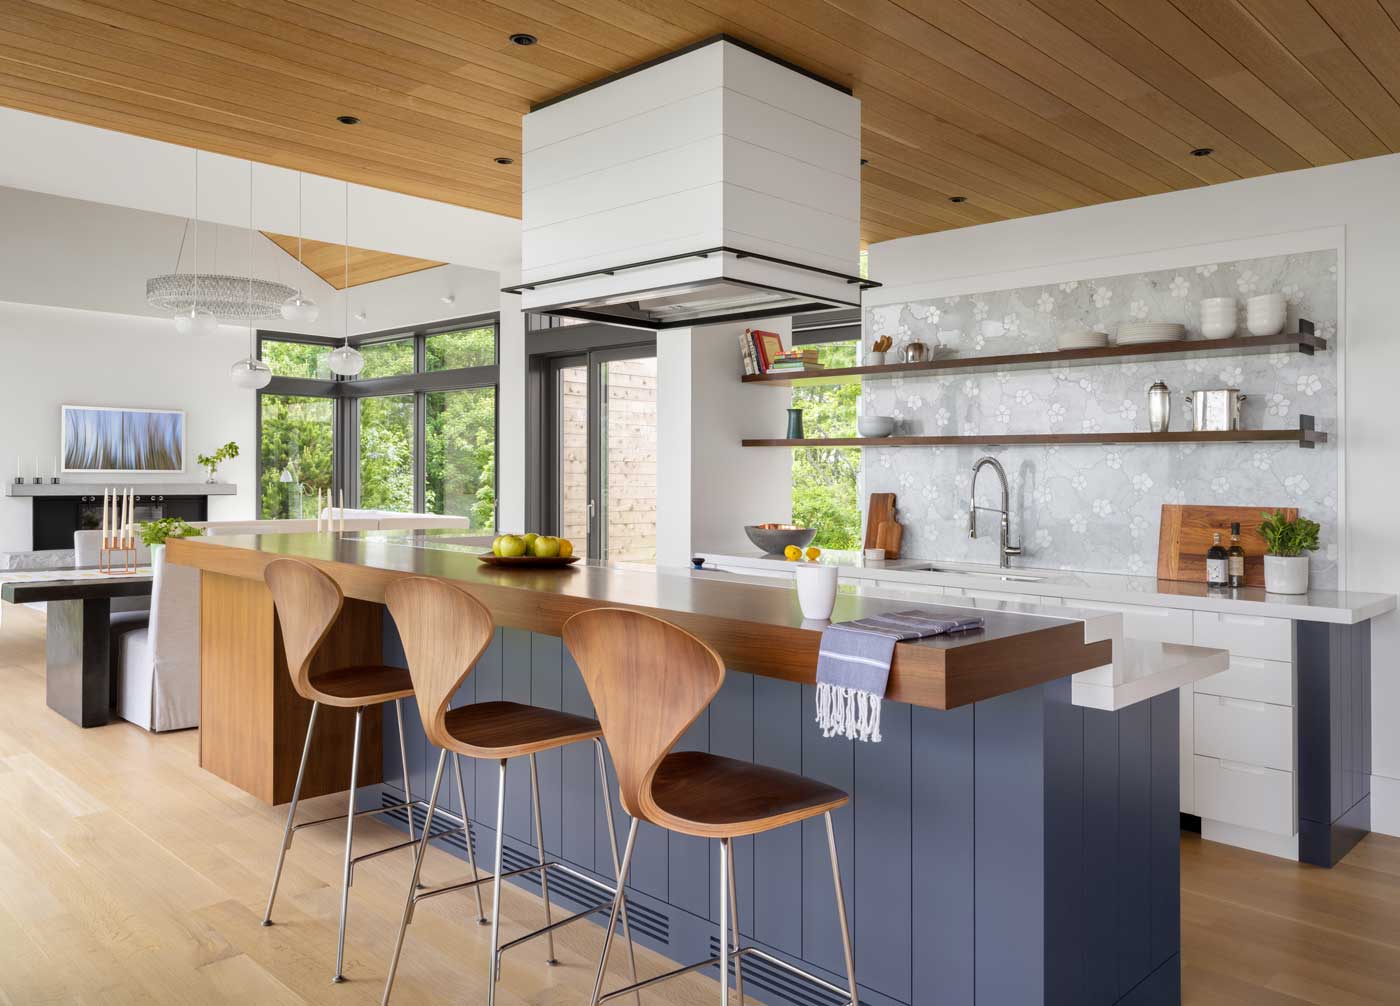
[
  {"xmin": 1206, "ymin": 531, "xmax": 1229, "ymax": 588},
  {"xmin": 1228, "ymin": 521, "xmax": 1246, "ymax": 589}
]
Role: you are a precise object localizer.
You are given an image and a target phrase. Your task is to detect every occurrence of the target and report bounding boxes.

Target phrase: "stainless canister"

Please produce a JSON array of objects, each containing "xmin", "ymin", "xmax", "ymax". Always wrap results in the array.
[
  {"xmin": 900, "ymin": 340, "xmax": 929, "ymax": 364},
  {"xmin": 1147, "ymin": 381, "xmax": 1171, "ymax": 433},
  {"xmin": 1185, "ymin": 388, "xmax": 1247, "ymax": 432}
]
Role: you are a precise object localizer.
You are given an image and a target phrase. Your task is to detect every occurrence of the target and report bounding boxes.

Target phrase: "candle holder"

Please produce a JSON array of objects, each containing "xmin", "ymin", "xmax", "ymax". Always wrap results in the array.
[
  {"xmin": 30, "ymin": 476, "xmax": 42, "ymax": 485},
  {"xmin": 49, "ymin": 477, "xmax": 60, "ymax": 485},
  {"xmin": 12, "ymin": 476, "xmax": 23, "ymax": 486},
  {"xmin": 98, "ymin": 537, "xmax": 137, "ymax": 575}
]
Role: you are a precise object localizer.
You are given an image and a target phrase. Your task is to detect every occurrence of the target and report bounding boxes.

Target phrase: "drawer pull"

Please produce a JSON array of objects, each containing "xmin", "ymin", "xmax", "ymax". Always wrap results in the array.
[{"xmin": 1219, "ymin": 760, "xmax": 1273, "ymax": 776}]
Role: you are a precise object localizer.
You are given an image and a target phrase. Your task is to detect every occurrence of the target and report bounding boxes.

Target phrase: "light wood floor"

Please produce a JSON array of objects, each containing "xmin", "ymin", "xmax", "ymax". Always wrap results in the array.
[{"xmin": 1, "ymin": 603, "xmax": 1397, "ymax": 1006}]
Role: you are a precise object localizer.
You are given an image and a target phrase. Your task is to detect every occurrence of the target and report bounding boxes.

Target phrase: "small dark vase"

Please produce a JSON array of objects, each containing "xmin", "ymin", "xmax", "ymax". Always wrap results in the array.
[{"xmin": 786, "ymin": 407, "xmax": 805, "ymax": 440}]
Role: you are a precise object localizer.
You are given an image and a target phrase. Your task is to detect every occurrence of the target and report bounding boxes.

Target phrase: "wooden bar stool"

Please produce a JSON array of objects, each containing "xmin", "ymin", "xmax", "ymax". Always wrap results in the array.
[
  {"xmin": 261, "ymin": 558, "xmax": 485, "ymax": 984},
  {"xmin": 564, "ymin": 607, "xmax": 859, "ymax": 1006},
  {"xmin": 381, "ymin": 577, "xmax": 639, "ymax": 1006}
]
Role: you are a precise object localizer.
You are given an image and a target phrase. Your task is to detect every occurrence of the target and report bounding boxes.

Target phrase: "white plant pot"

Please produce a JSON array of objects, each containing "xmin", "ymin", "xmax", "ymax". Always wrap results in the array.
[
  {"xmin": 794, "ymin": 563, "xmax": 839, "ymax": 620},
  {"xmin": 1264, "ymin": 554, "xmax": 1309, "ymax": 594},
  {"xmin": 866, "ymin": 350, "xmax": 886, "ymax": 366}
]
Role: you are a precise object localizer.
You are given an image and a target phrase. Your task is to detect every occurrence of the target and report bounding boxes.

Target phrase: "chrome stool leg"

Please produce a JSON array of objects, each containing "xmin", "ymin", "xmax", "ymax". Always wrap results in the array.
[
  {"xmin": 453, "ymin": 753, "xmax": 488, "ymax": 924},
  {"xmin": 528, "ymin": 752, "xmax": 559, "ymax": 966},
  {"xmin": 718, "ymin": 838, "xmax": 732, "ymax": 1006},
  {"xmin": 394, "ymin": 699, "xmax": 415, "ymax": 843},
  {"xmin": 594, "ymin": 738, "xmax": 640, "ymax": 1003},
  {"xmin": 332, "ymin": 705, "xmax": 365, "ymax": 983},
  {"xmin": 381, "ymin": 749, "xmax": 447, "ymax": 1006},
  {"xmin": 261, "ymin": 700, "xmax": 319, "ymax": 926},
  {"xmin": 825, "ymin": 812, "xmax": 858, "ymax": 1006},
  {"xmin": 487, "ymin": 758, "xmax": 509, "ymax": 1006},
  {"xmin": 728, "ymin": 842, "xmax": 743, "ymax": 1005},
  {"xmin": 591, "ymin": 818, "xmax": 640, "ymax": 1006}
]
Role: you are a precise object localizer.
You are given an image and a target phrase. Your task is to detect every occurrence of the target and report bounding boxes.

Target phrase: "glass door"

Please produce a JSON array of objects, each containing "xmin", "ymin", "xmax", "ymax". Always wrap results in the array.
[{"xmin": 550, "ymin": 345, "xmax": 657, "ymax": 562}]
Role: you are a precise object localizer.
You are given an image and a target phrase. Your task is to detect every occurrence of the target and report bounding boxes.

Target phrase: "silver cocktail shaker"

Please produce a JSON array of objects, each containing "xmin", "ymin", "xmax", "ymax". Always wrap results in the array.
[{"xmin": 1148, "ymin": 381, "xmax": 1171, "ymax": 433}]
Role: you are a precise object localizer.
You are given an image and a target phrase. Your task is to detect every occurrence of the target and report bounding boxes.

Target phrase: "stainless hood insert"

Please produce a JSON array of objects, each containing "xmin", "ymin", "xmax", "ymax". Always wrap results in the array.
[{"xmin": 502, "ymin": 246, "xmax": 878, "ymax": 330}]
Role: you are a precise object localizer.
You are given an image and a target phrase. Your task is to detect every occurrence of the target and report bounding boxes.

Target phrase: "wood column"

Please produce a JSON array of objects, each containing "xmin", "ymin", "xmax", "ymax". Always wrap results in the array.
[{"xmin": 199, "ymin": 571, "xmax": 383, "ymax": 804}]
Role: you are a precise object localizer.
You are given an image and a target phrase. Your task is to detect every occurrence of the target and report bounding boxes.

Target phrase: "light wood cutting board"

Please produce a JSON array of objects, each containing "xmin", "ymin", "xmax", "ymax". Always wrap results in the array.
[{"xmin": 1157, "ymin": 504, "xmax": 1297, "ymax": 588}]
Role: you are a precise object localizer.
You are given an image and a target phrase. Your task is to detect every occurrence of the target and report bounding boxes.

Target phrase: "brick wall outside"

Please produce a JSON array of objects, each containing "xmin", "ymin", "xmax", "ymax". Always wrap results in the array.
[{"xmin": 558, "ymin": 357, "xmax": 657, "ymax": 562}]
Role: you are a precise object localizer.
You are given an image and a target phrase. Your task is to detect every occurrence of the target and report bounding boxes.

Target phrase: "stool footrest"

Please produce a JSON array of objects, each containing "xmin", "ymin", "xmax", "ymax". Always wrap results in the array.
[{"xmin": 496, "ymin": 898, "xmax": 614, "ymax": 956}]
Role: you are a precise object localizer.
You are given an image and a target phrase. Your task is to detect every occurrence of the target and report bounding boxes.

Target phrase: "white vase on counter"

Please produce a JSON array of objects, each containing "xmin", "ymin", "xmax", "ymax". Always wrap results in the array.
[
  {"xmin": 794, "ymin": 563, "xmax": 839, "ymax": 620},
  {"xmin": 1264, "ymin": 554, "xmax": 1310, "ymax": 594}
]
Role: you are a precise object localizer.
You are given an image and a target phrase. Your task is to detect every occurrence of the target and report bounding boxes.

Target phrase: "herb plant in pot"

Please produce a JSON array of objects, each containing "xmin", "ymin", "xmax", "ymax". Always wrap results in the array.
[
  {"xmin": 1259, "ymin": 510, "xmax": 1319, "ymax": 594},
  {"xmin": 139, "ymin": 518, "xmax": 204, "ymax": 573}
]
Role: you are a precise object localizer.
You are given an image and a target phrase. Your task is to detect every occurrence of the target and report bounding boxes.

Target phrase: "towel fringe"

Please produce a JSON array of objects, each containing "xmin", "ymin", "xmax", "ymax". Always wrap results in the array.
[{"xmin": 815, "ymin": 682, "xmax": 883, "ymax": 743}]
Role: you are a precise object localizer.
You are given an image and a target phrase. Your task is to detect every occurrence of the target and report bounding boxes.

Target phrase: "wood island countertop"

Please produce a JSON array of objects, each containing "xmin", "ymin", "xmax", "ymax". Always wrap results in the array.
[{"xmin": 167, "ymin": 530, "xmax": 1113, "ymax": 711}]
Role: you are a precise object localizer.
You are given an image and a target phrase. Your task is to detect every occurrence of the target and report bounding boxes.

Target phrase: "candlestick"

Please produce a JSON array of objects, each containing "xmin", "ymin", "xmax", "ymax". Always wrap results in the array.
[
  {"xmin": 126, "ymin": 489, "xmax": 134, "ymax": 547},
  {"xmin": 338, "ymin": 489, "xmax": 345, "ymax": 534},
  {"xmin": 101, "ymin": 488, "xmax": 109, "ymax": 545},
  {"xmin": 316, "ymin": 489, "xmax": 323, "ymax": 532},
  {"xmin": 31, "ymin": 455, "xmax": 41, "ymax": 485}
]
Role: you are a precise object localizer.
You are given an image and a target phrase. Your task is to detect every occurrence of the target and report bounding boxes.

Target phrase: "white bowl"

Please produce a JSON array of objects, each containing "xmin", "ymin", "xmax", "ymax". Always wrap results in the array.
[
  {"xmin": 1201, "ymin": 317, "xmax": 1237, "ymax": 339},
  {"xmin": 1247, "ymin": 314, "xmax": 1286, "ymax": 336},
  {"xmin": 1248, "ymin": 293, "xmax": 1286, "ymax": 313},
  {"xmin": 1200, "ymin": 297, "xmax": 1236, "ymax": 311},
  {"xmin": 857, "ymin": 415, "xmax": 896, "ymax": 438}
]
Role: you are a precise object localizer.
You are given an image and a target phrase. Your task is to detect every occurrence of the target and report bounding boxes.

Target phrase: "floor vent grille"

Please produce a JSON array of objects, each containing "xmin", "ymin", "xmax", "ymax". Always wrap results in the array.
[
  {"xmin": 377, "ymin": 793, "xmax": 669, "ymax": 946},
  {"xmin": 707, "ymin": 937, "xmax": 861, "ymax": 1006}
]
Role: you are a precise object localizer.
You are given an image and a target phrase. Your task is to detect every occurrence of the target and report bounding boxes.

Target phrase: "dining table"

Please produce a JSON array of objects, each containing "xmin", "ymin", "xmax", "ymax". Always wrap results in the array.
[{"xmin": 0, "ymin": 566, "xmax": 152, "ymax": 726}]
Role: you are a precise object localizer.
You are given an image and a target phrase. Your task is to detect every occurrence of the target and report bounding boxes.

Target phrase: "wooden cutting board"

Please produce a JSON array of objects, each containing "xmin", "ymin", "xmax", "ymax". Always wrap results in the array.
[
  {"xmin": 863, "ymin": 493, "xmax": 901, "ymax": 558},
  {"xmin": 1157, "ymin": 504, "xmax": 1297, "ymax": 588}
]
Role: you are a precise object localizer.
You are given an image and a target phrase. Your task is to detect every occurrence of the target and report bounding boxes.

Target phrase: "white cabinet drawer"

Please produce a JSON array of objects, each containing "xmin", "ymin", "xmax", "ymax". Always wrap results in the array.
[
  {"xmin": 1071, "ymin": 600, "xmax": 1194, "ymax": 645},
  {"xmin": 875, "ymin": 580, "xmax": 953, "ymax": 597},
  {"xmin": 1194, "ymin": 693, "xmax": 1293, "ymax": 771},
  {"xmin": 1195, "ymin": 656, "xmax": 1295, "ymax": 707},
  {"xmin": 1180, "ymin": 682, "xmax": 1195, "ymax": 816},
  {"xmin": 960, "ymin": 588, "xmax": 1060, "ymax": 607},
  {"xmin": 1192, "ymin": 611, "xmax": 1293, "ymax": 662},
  {"xmin": 1194, "ymin": 755, "xmax": 1295, "ymax": 836}
]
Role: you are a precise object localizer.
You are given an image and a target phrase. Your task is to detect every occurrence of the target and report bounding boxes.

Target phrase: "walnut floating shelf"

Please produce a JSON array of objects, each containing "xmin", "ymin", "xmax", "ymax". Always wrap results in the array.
[
  {"xmin": 743, "ymin": 416, "xmax": 1327, "ymax": 450},
  {"xmin": 742, "ymin": 322, "xmax": 1326, "ymax": 387}
]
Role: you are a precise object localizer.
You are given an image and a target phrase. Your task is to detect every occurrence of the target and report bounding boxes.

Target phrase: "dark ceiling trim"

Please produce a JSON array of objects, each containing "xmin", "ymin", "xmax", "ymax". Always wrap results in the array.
[{"xmin": 529, "ymin": 34, "xmax": 851, "ymax": 113}]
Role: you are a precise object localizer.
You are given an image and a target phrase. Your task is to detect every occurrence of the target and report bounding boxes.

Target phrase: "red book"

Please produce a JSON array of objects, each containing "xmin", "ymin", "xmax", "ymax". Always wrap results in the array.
[{"xmin": 750, "ymin": 329, "xmax": 785, "ymax": 372}]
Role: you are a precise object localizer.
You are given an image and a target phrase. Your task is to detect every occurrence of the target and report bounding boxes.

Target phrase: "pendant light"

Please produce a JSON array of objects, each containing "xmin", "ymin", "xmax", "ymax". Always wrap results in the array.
[
  {"xmin": 280, "ymin": 172, "xmax": 320, "ymax": 324},
  {"xmin": 327, "ymin": 180, "xmax": 365, "ymax": 377},
  {"xmin": 173, "ymin": 148, "xmax": 219, "ymax": 337},
  {"xmin": 231, "ymin": 162, "xmax": 273, "ymax": 390}
]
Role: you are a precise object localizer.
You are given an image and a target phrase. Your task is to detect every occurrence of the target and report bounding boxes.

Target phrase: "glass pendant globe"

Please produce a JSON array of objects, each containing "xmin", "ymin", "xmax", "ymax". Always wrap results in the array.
[
  {"xmin": 173, "ymin": 307, "xmax": 218, "ymax": 337},
  {"xmin": 280, "ymin": 293, "xmax": 320, "ymax": 324},
  {"xmin": 328, "ymin": 343, "xmax": 365, "ymax": 377},
  {"xmin": 229, "ymin": 356, "xmax": 273, "ymax": 390}
]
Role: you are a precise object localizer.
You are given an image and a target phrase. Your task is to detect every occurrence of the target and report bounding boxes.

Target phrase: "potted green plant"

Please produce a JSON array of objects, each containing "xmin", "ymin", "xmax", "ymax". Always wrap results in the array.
[
  {"xmin": 1259, "ymin": 510, "xmax": 1320, "ymax": 594},
  {"xmin": 138, "ymin": 517, "xmax": 204, "ymax": 574},
  {"xmin": 196, "ymin": 441, "xmax": 240, "ymax": 483}
]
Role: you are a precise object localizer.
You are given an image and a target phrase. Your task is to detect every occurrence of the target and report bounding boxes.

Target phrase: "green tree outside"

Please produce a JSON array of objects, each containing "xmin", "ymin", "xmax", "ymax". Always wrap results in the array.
[{"xmin": 790, "ymin": 340, "xmax": 861, "ymax": 550}]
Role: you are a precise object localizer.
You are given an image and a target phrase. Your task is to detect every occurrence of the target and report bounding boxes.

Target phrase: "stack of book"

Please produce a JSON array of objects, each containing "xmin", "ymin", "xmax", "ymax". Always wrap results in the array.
[{"xmin": 739, "ymin": 329, "xmax": 825, "ymax": 375}]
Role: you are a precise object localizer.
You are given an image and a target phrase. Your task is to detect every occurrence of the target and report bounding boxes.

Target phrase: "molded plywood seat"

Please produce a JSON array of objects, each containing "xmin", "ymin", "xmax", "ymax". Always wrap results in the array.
[
  {"xmin": 380, "ymin": 577, "xmax": 637, "ymax": 1006},
  {"xmin": 564, "ymin": 607, "xmax": 858, "ymax": 1006},
  {"xmin": 306, "ymin": 664, "xmax": 413, "ymax": 706},
  {"xmin": 442, "ymin": 701, "xmax": 602, "ymax": 758},
  {"xmin": 260, "ymin": 559, "xmax": 465, "ymax": 986},
  {"xmin": 650, "ymin": 751, "xmax": 848, "ymax": 839}
]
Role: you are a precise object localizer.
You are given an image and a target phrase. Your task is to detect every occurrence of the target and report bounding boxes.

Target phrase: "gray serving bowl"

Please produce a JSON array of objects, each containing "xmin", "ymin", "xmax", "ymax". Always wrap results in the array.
[
  {"xmin": 744, "ymin": 523, "xmax": 817, "ymax": 555},
  {"xmin": 857, "ymin": 415, "xmax": 896, "ymax": 437}
]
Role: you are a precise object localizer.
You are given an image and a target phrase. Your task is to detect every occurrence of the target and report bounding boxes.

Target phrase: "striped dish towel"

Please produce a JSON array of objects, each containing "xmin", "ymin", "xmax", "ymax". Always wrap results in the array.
[{"xmin": 815, "ymin": 609, "xmax": 984, "ymax": 742}]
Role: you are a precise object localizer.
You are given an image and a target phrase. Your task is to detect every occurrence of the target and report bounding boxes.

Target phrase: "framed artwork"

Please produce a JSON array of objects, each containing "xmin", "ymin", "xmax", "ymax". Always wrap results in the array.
[{"xmin": 61, "ymin": 405, "xmax": 186, "ymax": 474}]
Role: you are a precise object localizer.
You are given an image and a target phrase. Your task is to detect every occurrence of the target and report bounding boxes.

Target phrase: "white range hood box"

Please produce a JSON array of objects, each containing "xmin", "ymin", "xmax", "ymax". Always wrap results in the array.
[{"xmin": 507, "ymin": 36, "xmax": 876, "ymax": 329}]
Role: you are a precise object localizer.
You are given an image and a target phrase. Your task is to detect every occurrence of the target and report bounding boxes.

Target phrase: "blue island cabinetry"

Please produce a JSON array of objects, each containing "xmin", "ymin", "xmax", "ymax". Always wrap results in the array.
[{"xmin": 380, "ymin": 622, "xmax": 1181, "ymax": 1006}]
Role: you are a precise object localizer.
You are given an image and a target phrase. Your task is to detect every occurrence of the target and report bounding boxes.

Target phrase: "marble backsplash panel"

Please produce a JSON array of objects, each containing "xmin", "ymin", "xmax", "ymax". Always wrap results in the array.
[{"xmin": 862, "ymin": 250, "xmax": 1340, "ymax": 586}]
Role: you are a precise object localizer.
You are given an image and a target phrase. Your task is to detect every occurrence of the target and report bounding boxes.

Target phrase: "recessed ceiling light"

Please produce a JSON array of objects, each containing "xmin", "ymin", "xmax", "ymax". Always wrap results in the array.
[
  {"xmin": 336, "ymin": 115, "xmax": 360, "ymax": 125},
  {"xmin": 510, "ymin": 33, "xmax": 537, "ymax": 46},
  {"xmin": 1190, "ymin": 147, "xmax": 1214, "ymax": 157},
  {"xmin": 949, "ymin": 195, "xmax": 968, "ymax": 203},
  {"xmin": 494, "ymin": 156, "xmax": 515, "ymax": 165}
]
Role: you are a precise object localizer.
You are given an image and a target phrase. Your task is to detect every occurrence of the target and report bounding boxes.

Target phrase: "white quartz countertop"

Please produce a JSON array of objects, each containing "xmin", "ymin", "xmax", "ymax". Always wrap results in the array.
[{"xmin": 693, "ymin": 549, "xmax": 1396, "ymax": 625}]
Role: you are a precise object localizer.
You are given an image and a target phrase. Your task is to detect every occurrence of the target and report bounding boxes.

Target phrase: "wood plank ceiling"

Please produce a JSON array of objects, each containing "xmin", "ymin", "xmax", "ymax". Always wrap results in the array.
[
  {"xmin": 2, "ymin": 1, "xmax": 1399, "ymax": 248},
  {"xmin": 262, "ymin": 232, "xmax": 445, "ymax": 289}
]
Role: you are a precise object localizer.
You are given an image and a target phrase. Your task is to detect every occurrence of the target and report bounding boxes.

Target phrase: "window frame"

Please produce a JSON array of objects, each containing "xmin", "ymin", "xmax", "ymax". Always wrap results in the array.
[{"xmin": 255, "ymin": 313, "xmax": 500, "ymax": 523}]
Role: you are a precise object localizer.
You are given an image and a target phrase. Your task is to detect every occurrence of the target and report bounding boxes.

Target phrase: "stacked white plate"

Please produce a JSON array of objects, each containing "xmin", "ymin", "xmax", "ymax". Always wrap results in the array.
[
  {"xmin": 1116, "ymin": 322, "xmax": 1185, "ymax": 345},
  {"xmin": 1056, "ymin": 328, "xmax": 1110, "ymax": 350}
]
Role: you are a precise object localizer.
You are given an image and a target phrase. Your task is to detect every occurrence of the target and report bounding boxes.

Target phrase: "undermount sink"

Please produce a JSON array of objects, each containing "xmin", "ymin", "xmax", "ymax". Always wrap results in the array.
[{"xmin": 906, "ymin": 563, "xmax": 1048, "ymax": 584}]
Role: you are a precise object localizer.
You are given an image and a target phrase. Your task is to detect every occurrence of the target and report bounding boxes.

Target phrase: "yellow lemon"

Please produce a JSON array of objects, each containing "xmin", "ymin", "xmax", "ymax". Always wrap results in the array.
[
  {"xmin": 558, "ymin": 538, "xmax": 574, "ymax": 558},
  {"xmin": 805, "ymin": 546, "xmax": 822, "ymax": 561},
  {"xmin": 783, "ymin": 544, "xmax": 802, "ymax": 561}
]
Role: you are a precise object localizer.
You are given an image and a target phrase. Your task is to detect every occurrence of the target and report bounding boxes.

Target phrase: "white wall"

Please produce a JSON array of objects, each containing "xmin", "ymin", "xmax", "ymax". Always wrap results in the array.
[
  {"xmin": 0, "ymin": 107, "xmax": 520, "ymax": 272},
  {"xmin": 657, "ymin": 318, "xmax": 793, "ymax": 567},
  {"xmin": 1, "ymin": 300, "xmax": 258, "ymax": 551},
  {"xmin": 868, "ymin": 152, "xmax": 1400, "ymax": 836}
]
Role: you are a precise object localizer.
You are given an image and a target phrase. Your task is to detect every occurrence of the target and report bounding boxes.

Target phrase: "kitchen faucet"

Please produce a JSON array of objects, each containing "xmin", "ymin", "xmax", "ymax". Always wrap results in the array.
[{"xmin": 969, "ymin": 456, "xmax": 1022, "ymax": 568}]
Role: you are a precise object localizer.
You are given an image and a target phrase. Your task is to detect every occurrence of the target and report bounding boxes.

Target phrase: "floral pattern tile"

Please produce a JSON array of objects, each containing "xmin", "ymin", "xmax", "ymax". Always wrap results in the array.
[{"xmin": 862, "ymin": 250, "xmax": 1340, "ymax": 585}]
